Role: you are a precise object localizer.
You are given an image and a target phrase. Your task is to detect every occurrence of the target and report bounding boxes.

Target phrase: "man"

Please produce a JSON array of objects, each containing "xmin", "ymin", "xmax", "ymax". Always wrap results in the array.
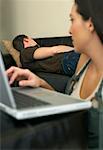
[{"xmin": 13, "ymin": 34, "xmax": 80, "ymax": 76}]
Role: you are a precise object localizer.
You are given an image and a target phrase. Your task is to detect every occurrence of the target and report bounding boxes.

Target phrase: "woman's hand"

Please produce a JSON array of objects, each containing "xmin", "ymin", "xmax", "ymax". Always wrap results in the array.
[
  {"xmin": 6, "ymin": 66, "xmax": 54, "ymax": 90},
  {"xmin": 6, "ymin": 66, "xmax": 42, "ymax": 87}
]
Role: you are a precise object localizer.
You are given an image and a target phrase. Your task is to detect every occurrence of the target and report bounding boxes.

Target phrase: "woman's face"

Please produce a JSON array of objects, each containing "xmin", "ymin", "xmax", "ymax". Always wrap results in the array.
[{"xmin": 69, "ymin": 4, "xmax": 92, "ymax": 53}]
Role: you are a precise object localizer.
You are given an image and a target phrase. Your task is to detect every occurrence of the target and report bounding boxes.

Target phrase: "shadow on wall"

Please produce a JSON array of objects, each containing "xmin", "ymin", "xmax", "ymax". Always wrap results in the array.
[{"xmin": 1, "ymin": 0, "xmax": 15, "ymax": 40}]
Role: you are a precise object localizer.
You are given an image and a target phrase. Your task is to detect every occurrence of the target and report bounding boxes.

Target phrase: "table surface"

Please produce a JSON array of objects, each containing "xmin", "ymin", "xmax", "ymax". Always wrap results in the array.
[{"xmin": 0, "ymin": 110, "xmax": 87, "ymax": 149}]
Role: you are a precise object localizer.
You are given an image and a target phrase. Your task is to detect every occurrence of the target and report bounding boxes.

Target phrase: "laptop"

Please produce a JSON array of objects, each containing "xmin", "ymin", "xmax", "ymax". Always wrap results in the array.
[{"xmin": 0, "ymin": 51, "xmax": 92, "ymax": 120}]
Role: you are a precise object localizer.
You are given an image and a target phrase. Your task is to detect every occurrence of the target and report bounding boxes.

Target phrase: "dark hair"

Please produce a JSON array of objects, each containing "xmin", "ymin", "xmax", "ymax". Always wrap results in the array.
[
  {"xmin": 75, "ymin": 0, "xmax": 103, "ymax": 43},
  {"xmin": 12, "ymin": 34, "xmax": 28, "ymax": 52}
]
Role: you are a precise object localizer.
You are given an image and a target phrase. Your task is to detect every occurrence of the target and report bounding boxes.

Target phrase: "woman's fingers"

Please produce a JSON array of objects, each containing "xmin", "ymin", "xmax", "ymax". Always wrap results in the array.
[
  {"xmin": 6, "ymin": 67, "xmax": 28, "ymax": 85},
  {"xmin": 6, "ymin": 66, "xmax": 41, "ymax": 87}
]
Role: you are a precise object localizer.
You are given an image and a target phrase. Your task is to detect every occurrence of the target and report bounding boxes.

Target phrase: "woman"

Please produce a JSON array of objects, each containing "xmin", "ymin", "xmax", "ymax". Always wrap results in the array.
[{"xmin": 6, "ymin": 0, "xmax": 103, "ymax": 148}]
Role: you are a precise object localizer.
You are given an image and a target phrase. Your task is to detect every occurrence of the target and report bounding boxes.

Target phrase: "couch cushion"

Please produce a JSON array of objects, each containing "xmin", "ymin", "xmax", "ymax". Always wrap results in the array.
[
  {"xmin": 2, "ymin": 54, "xmax": 17, "ymax": 69},
  {"xmin": 1, "ymin": 40, "xmax": 21, "ymax": 67},
  {"xmin": 36, "ymin": 72, "xmax": 69, "ymax": 93}
]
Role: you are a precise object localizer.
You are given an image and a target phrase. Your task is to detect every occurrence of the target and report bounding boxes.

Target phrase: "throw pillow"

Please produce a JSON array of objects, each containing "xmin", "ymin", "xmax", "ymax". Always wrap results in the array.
[{"xmin": 1, "ymin": 40, "xmax": 21, "ymax": 67}]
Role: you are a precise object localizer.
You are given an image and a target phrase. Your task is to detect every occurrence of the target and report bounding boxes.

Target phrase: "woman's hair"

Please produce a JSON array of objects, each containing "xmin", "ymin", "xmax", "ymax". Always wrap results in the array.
[
  {"xmin": 75, "ymin": 0, "xmax": 103, "ymax": 43},
  {"xmin": 12, "ymin": 34, "xmax": 28, "ymax": 51}
]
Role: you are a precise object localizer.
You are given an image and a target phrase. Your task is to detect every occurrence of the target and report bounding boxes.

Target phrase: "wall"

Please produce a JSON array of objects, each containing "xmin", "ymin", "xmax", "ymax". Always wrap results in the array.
[{"xmin": 0, "ymin": 0, "xmax": 73, "ymax": 40}]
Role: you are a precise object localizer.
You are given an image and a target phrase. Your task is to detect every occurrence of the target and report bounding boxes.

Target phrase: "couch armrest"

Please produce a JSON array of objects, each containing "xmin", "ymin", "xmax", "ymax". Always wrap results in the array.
[{"xmin": 2, "ymin": 54, "xmax": 17, "ymax": 69}]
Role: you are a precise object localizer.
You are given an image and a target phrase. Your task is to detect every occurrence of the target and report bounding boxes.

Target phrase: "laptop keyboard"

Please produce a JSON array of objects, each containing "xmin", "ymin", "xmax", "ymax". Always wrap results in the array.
[{"xmin": 12, "ymin": 90, "xmax": 50, "ymax": 109}]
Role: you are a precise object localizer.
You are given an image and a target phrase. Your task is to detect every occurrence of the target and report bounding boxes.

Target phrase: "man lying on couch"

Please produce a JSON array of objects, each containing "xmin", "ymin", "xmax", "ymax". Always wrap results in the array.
[{"xmin": 12, "ymin": 34, "xmax": 80, "ymax": 77}]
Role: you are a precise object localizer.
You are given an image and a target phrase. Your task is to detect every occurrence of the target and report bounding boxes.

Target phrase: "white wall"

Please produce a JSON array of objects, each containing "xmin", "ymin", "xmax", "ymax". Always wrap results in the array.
[{"xmin": 0, "ymin": 0, "xmax": 73, "ymax": 40}]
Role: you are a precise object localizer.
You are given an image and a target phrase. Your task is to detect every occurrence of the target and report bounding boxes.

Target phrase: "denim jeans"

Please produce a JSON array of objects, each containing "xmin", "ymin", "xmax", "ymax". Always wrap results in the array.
[{"xmin": 62, "ymin": 50, "xmax": 80, "ymax": 77}]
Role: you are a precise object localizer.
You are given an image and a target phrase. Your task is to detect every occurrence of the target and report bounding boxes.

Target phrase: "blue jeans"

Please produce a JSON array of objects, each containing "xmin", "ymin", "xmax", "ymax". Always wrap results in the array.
[{"xmin": 62, "ymin": 50, "xmax": 80, "ymax": 77}]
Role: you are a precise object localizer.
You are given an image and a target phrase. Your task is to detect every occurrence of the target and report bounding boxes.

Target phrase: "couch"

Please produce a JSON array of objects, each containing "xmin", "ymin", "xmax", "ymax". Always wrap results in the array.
[
  {"xmin": 0, "ymin": 36, "xmax": 88, "ymax": 150},
  {"xmin": 1, "ymin": 36, "xmax": 73, "ymax": 93}
]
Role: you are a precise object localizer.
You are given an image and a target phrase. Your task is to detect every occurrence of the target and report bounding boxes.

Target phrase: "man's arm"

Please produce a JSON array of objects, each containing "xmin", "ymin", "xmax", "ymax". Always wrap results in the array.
[{"xmin": 33, "ymin": 45, "xmax": 74, "ymax": 59}]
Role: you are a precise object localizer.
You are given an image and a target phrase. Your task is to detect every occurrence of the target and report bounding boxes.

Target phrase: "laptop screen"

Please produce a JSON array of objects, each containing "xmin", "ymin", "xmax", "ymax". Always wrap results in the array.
[{"xmin": 0, "ymin": 51, "xmax": 16, "ymax": 108}]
